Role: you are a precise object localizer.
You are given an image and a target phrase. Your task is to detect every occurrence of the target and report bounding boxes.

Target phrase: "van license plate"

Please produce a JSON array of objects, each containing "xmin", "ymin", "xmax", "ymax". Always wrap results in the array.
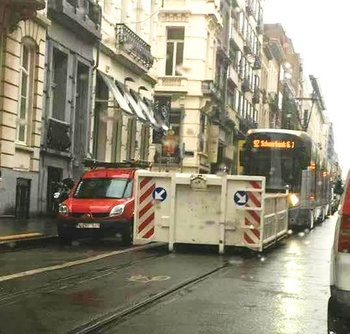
[{"xmin": 76, "ymin": 223, "xmax": 100, "ymax": 229}]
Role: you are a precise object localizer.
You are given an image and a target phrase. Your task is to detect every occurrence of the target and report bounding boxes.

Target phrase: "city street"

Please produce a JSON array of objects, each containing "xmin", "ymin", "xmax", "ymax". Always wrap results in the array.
[{"xmin": 0, "ymin": 215, "xmax": 336, "ymax": 334}]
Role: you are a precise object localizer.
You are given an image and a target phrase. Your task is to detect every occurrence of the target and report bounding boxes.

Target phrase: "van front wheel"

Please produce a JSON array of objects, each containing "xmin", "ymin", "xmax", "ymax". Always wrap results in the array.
[{"xmin": 121, "ymin": 223, "xmax": 133, "ymax": 246}]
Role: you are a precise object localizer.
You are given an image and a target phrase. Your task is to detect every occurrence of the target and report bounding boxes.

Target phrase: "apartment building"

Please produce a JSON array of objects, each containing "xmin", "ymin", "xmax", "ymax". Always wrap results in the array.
[
  {"xmin": 90, "ymin": 0, "xmax": 159, "ymax": 167},
  {"xmin": 0, "ymin": 1, "xmax": 48, "ymax": 217},
  {"xmin": 153, "ymin": 0, "xmax": 264, "ymax": 174},
  {"xmin": 38, "ymin": 0, "xmax": 102, "ymax": 214}
]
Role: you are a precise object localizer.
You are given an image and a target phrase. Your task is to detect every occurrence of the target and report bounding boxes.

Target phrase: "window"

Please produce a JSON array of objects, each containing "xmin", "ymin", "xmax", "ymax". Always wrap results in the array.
[
  {"xmin": 111, "ymin": 111, "xmax": 122, "ymax": 162},
  {"xmin": 169, "ymin": 110, "xmax": 182, "ymax": 136},
  {"xmin": 227, "ymin": 90, "xmax": 236, "ymax": 109},
  {"xmin": 93, "ymin": 75, "xmax": 108, "ymax": 161},
  {"xmin": 51, "ymin": 47, "xmax": 68, "ymax": 121},
  {"xmin": 199, "ymin": 112, "xmax": 207, "ymax": 153},
  {"xmin": 160, "ymin": 110, "xmax": 182, "ymax": 162},
  {"xmin": 139, "ymin": 124, "xmax": 150, "ymax": 161},
  {"xmin": 17, "ymin": 39, "xmax": 35, "ymax": 144},
  {"xmin": 235, "ymin": 90, "xmax": 241, "ymax": 113},
  {"xmin": 73, "ymin": 178, "xmax": 133, "ymax": 199},
  {"xmin": 238, "ymin": 12, "xmax": 245, "ymax": 35},
  {"xmin": 165, "ymin": 27, "xmax": 185, "ymax": 76},
  {"xmin": 223, "ymin": 13, "xmax": 230, "ymax": 50},
  {"xmin": 74, "ymin": 62, "xmax": 89, "ymax": 157},
  {"xmin": 126, "ymin": 117, "xmax": 136, "ymax": 160},
  {"xmin": 254, "ymin": 74, "xmax": 260, "ymax": 90}
]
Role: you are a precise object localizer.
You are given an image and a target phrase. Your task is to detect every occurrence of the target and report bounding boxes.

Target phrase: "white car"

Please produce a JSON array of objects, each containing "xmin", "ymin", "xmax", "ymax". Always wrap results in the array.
[{"xmin": 329, "ymin": 174, "xmax": 350, "ymax": 334}]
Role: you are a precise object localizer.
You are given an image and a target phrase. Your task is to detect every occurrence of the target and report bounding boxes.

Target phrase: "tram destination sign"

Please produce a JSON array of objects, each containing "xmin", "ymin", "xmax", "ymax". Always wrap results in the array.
[{"xmin": 253, "ymin": 139, "xmax": 295, "ymax": 149}]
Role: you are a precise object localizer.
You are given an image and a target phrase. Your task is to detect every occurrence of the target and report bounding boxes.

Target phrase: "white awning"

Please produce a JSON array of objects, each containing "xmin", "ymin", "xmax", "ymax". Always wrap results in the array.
[
  {"xmin": 137, "ymin": 95, "xmax": 158, "ymax": 126},
  {"xmin": 98, "ymin": 72, "xmax": 133, "ymax": 115},
  {"xmin": 118, "ymin": 84, "xmax": 147, "ymax": 121}
]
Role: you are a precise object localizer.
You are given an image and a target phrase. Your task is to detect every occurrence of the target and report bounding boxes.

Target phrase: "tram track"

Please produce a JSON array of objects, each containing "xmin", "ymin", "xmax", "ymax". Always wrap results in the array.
[
  {"xmin": 68, "ymin": 262, "xmax": 228, "ymax": 334},
  {"xmin": 0, "ymin": 245, "xmax": 167, "ymax": 307}
]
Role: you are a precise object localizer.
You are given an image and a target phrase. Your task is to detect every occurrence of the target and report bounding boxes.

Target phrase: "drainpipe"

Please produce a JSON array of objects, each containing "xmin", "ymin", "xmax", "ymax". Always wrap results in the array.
[
  {"xmin": 92, "ymin": 39, "xmax": 100, "ymax": 71},
  {"xmin": 89, "ymin": 39, "xmax": 101, "ymax": 160}
]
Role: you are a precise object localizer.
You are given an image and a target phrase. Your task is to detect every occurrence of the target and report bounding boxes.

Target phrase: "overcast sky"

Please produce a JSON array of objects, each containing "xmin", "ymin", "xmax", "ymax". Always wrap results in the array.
[{"xmin": 263, "ymin": 0, "xmax": 348, "ymax": 177}]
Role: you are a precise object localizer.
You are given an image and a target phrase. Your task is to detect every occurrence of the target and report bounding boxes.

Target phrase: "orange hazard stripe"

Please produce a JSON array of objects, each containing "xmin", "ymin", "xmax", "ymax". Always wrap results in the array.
[
  {"xmin": 140, "ymin": 177, "xmax": 152, "ymax": 190},
  {"xmin": 249, "ymin": 181, "xmax": 261, "ymax": 189},
  {"xmin": 247, "ymin": 191, "xmax": 261, "ymax": 207},
  {"xmin": 139, "ymin": 200, "xmax": 154, "ymax": 219},
  {"xmin": 244, "ymin": 233, "xmax": 255, "ymax": 244},
  {"xmin": 138, "ymin": 212, "xmax": 155, "ymax": 233},
  {"xmin": 251, "ymin": 228, "xmax": 260, "ymax": 238},
  {"xmin": 247, "ymin": 210, "xmax": 261, "ymax": 224},
  {"xmin": 139, "ymin": 184, "xmax": 155, "ymax": 204},
  {"xmin": 142, "ymin": 227, "xmax": 154, "ymax": 239}
]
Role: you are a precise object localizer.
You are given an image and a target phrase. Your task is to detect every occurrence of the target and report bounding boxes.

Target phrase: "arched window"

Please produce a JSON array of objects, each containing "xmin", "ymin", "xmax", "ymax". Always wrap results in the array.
[{"xmin": 17, "ymin": 38, "xmax": 35, "ymax": 144}]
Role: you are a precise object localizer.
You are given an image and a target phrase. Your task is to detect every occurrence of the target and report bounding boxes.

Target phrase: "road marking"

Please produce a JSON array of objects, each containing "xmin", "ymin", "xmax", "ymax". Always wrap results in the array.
[
  {"xmin": 0, "ymin": 233, "xmax": 43, "ymax": 241},
  {"xmin": 128, "ymin": 275, "xmax": 171, "ymax": 283},
  {"xmin": 0, "ymin": 243, "xmax": 162, "ymax": 283}
]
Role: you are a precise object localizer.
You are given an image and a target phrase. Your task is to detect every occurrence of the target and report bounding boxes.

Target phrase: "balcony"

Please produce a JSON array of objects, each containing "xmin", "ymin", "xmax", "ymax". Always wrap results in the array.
[
  {"xmin": 245, "ymin": 0, "xmax": 253, "ymax": 16},
  {"xmin": 241, "ymin": 78, "xmax": 252, "ymax": 93},
  {"xmin": 252, "ymin": 56, "xmax": 262, "ymax": 70},
  {"xmin": 243, "ymin": 43, "xmax": 253, "ymax": 55},
  {"xmin": 227, "ymin": 66, "xmax": 239, "ymax": 87},
  {"xmin": 252, "ymin": 89, "xmax": 260, "ymax": 104},
  {"xmin": 1, "ymin": 0, "xmax": 45, "ymax": 32},
  {"xmin": 256, "ymin": 20, "xmax": 264, "ymax": 35},
  {"xmin": 115, "ymin": 24, "xmax": 154, "ymax": 73},
  {"xmin": 211, "ymin": 106, "xmax": 228, "ymax": 126},
  {"xmin": 217, "ymin": 48, "xmax": 231, "ymax": 68},
  {"xmin": 47, "ymin": 0, "xmax": 101, "ymax": 41},
  {"xmin": 229, "ymin": 31, "xmax": 244, "ymax": 53},
  {"xmin": 239, "ymin": 117, "xmax": 257, "ymax": 133},
  {"xmin": 46, "ymin": 118, "xmax": 71, "ymax": 152},
  {"xmin": 202, "ymin": 80, "xmax": 222, "ymax": 101},
  {"xmin": 157, "ymin": 76, "xmax": 188, "ymax": 93},
  {"xmin": 262, "ymin": 89, "xmax": 268, "ymax": 104}
]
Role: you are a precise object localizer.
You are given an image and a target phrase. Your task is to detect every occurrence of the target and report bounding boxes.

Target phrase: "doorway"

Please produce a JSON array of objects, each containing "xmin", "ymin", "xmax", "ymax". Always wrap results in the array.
[
  {"xmin": 46, "ymin": 166, "xmax": 63, "ymax": 214},
  {"xmin": 15, "ymin": 178, "xmax": 31, "ymax": 219}
]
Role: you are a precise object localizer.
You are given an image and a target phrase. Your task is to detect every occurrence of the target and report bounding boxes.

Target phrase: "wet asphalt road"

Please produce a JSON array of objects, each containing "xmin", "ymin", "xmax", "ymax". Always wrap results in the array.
[
  {"xmin": 103, "ymin": 217, "xmax": 336, "ymax": 334},
  {"xmin": 0, "ymin": 215, "xmax": 336, "ymax": 334}
]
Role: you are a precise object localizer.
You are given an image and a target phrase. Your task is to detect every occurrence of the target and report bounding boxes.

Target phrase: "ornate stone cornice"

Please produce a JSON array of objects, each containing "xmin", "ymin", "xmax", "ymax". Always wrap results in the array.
[
  {"xmin": 159, "ymin": 10, "xmax": 191, "ymax": 22},
  {"xmin": 0, "ymin": 0, "xmax": 45, "ymax": 32}
]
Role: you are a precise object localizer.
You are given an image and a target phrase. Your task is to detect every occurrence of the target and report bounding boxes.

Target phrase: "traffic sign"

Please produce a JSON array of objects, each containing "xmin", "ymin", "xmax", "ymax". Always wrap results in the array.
[
  {"xmin": 234, "ymin": 191, "xmax": 248, "ymax": 206},
  {"xmin": 152, "ymin": 187, "xmax": 167, "ymax": 202}
]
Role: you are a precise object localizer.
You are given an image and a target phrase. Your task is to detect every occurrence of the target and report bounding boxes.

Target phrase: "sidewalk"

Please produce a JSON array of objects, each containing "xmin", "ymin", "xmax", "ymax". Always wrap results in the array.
[{"xmin": 0, "ymin": 216, "xmax": 58, "ymax": 243}]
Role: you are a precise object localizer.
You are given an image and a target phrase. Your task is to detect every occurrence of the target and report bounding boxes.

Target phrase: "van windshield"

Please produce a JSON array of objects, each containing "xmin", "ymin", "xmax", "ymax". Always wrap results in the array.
[{"xmin": 73, "ymin": 178, "xmax": 132, "ymax": 199}]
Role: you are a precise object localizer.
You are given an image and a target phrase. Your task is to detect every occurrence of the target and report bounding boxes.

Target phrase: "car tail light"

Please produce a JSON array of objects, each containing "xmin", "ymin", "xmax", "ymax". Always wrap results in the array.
[
  {"xmin": 339, "ymin": 179, "xmax": 350, "ymax": 253},
  {"xmin": 338, "ymin": 214, "xmax": 350, "ymax": 252}
]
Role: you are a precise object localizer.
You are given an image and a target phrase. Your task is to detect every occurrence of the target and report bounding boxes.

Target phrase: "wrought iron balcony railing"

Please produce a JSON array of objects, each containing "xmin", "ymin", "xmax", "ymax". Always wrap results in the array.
[
  {"xmin": 245, "ymin": 0, "xmax": 253, "ymax": 16},
  {"xmin": 256, "ymin": 19, "xmax": 264, "ymax": 35},
  {"xmin": 115, "ymin": 24, "xmax": 154, "ymax": 70},
  {"xmin": 253, "ymin": 55, "xmax": 262, "ymax": 70},
  {"xmin": 252, "ymin": 89, "xmax": 260, "ymax": 104},
  {"xmin": 242, "ymin": 77, "xmax": 252, "ymax": 93},
  {"xmin": 201, "ymin": 80, "xmax": 222, "ymax": 101}
]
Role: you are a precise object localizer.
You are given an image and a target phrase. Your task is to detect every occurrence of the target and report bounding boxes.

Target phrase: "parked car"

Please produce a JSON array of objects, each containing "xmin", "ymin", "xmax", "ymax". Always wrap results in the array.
[
  {"xmin": 328, "ymin": 173, "xmax": 349, "ymax": 334},
  {"xmin": 57, "ymin": 160, "xmax": 150, "ymax": 245}
]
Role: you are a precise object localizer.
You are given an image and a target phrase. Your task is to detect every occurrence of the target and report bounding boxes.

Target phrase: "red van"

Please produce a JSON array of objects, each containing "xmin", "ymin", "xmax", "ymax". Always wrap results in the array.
[{"xmin": 57, "ymin": 160, "xmax": 150, "ymax": 245}]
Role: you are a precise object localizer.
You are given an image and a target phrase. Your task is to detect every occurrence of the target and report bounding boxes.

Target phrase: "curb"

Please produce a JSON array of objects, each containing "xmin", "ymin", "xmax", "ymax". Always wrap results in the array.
[{"xmin": 0, "ymin": 235, "xmax": 58, "ymax": 250}]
